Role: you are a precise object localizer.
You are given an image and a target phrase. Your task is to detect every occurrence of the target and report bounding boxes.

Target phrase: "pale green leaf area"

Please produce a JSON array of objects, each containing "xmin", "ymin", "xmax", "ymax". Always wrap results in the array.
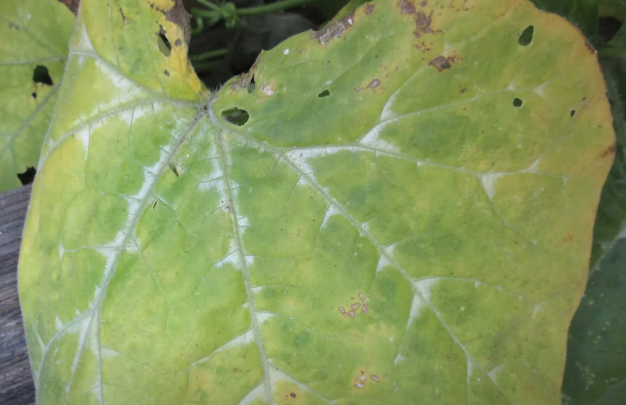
[
  {"xmin": 18, "ymin": 0, "xmax": 614, "ymax": 404},
  {"xmin": 0, "ymin": 0, "xmax": 75, "ymax": 192}
]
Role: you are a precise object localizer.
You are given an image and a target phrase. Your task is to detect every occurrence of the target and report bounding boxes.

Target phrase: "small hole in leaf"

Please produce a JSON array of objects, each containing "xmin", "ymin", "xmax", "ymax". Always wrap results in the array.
[
  {"xmin": 518, "ymin": 26, "xmax": 534, "ymax": 46},
  {"xmin": 17, "ymin": 167, "xmax": 36, "ymax": 185},
  {"xmin": 513, "ymin": 98, "xmax": 523, "ymax": 107},
  {"xmin": 247, "ymin": 77, "xmax": 256, "ymax": 94},
  {"xmin": 31, "ymin": 92, "xmax": 37, "ymax": 99},
  {"xmin": 33, "ymin": 65, "xmax": 53, "ymax": 86},
  {"xmin": 318, "ymin": 89, "xmax": 330, "ymax": 98},
  {"xmin": 570, "ymin": 110, "xmax": 576, "ymax": 117},
  {"xmin": 164, "ymin": 69, "xmax": 170, "ymax": 77},
  {"xmin": 221, "ymin": 108, "xmax": 249, "ymax": 126},
  {"xmin": 157, "ymin": 32, "xmax": 171, "ymax": 57}
]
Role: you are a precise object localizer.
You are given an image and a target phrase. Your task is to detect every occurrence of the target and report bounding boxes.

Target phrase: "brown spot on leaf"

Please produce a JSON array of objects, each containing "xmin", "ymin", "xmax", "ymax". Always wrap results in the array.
[
  {"xmin": 339, "ymin": 307, "xmax": 347, "ymax": 314},
  {"xmin": 421, "ymin": 0, "xmax": 428, "ymax": 6},
  {"xmin": 349, "ymin": 310, "xmax": 356, "ymax": 318},
  {"xmin": 599, "ymin": 143, "xmax": 616, "ymax": 158},
  {"xmin": 429, "ymin": 55, "xmax": 455, "ymax": 72},
  {"xmin": 151, "ymin": 0, "xmax": 192, "ymax": 44},
  {"xmin": 362, "ymin": 303, "xmax": 369, "ymax": 313},
  {"xmin": 119, "ymin": 7, "xmax": 127, "ymax": 24},
  {"xmin": 365, "ymin": 4, "xmax": 375, "ymax": 15},
  {"xmin": 175, "ymin": 39, "xmax": 182, "ymax": 47},
  {"xmin": 58, "ymin": 0, "xmax": 80, "ymax": 15},
  {"xmin": 414, "ymin": 11, "xmax": 434, "ymax": 37},
  {"xmin": 359, "ymin": 293, "xmax": 365, "ymax": 301},
  {"xmin": 351, "ymin": 303, "xmax": 361, "ymax": 310},
  {"xmin": 399, "ymin": 0, "xmax": 416, "ymax": 14},
  {"xmin": 460, "ymin": 88, "xmax": 467, "ymax": 93},
  {"xmin": 355, "ymin": 86, "xmax": 361, "ymax": 92},
  {"xmin": 290, "ymin": 392, "xmax": 297, "ymax": 398},
  {"xmin": 371, "ymin": 375, "xmax": 381, "ymax": 382},
  {"xmin": 311, "ymin": 11, "xmax": 355, "ymax": 45},
  {"xmin": 369, "ymin": 79, "xmax": 380, "ymax": 88}
]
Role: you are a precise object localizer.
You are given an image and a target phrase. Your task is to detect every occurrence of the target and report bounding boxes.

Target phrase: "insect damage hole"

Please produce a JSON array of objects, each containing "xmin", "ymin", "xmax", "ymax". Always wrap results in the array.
[
  {"xmin": 513, "ymin": 98, "xmax": 523, "ymax": 107},
  {"xmin": 157, "ymin": 31, "xmax": 172, "ymax": 57},
  {"xmin": 318, "ymin": 89, "xmax": 330, "ymax": 98},
  {"xmin": 17, "ymin": 166, "xmax": 36, "ymax": 185},
  {"xmin": 518, "ymin": 25, "xmax": 534, "ymax": 46},
  {"xmin": 33, "ymin": 65, "xmax": 53, "ymax": 86},
  {"xmin": 247, "ymin": 77, "xmax": 256, "ymax": 94},
  {"xmin": 221, "ymin": 108, "xmax": 250, "ymax": 126}
]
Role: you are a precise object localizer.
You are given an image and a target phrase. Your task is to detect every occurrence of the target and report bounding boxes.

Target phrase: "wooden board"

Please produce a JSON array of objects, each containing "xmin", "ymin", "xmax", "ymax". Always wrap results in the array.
[{"xmin": 0, "ymin": 185, "xmax": 35, "ymax": 405}]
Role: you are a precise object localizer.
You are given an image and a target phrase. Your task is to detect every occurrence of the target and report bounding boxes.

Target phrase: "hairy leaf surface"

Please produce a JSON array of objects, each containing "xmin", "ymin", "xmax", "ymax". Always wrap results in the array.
[
  {"xmin": 18, "ymin": 0, "xmax": 615, "ymax": 404},
  {"xmin": 0, "ymin": 0, "xmax": 74, "ymax": 192}
]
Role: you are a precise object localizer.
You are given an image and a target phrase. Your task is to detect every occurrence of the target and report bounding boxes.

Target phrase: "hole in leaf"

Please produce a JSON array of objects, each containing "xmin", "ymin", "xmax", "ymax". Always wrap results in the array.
[
  {"xmin": 31, "ymin": 92, "xmax": 37, "ymax": 99},
  {"xmin": 513, "ymin": 98, "xmax": 523, "ymax": 107},
  {"xmin": 598, "ymin": 17, "xmax": 622, "ymax": 42},
  {"xmin": 318, "ymin": 89, "xmax": 330, "ymax": 98},
  {"xmin": 221, "ymin": 108, "xmax": 249, "ymax": 126},
  {"xmin": 247, "ymin": 77, "xmax": 256, "ymax": 94},
  {"xmin": 157, "ymin": 31, "xmax": 171, "ymax": 57},
  {"xmin": 33, "ymin": 65, "xmax": 53, "ymax": 86},
  {"xmin": 570, "ymin": 110, "xmax": 576, "ymax": 117},
  {"xmin": 518, "ymin": 26, "xmax": 534, "ymax": 46},
  {"xmin": 17, "ymin": 166, "xmax": 36, "ymax": 185}
]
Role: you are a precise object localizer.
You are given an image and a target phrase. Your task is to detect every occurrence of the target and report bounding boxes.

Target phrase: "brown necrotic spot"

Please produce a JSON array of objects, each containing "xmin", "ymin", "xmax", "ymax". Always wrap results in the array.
[
  {"xmin": 359, "ymin": 293, "xmax": 365, "ymax": 301},
  {"xmin": 365, "ymin": 4, "xmax": 375, "ymax": 15},
  {"xmin": 599, "ymin": 143, "xmax": 616, "ymax": 158},
  {"xmin": 290, "ymin": 392, "xmax": 297, "ymax": 398},
  {"xmin": 428, "ymin": 56, "xmax": 454, "ymax": 72},
  {"xmin": 351, "ymin": 303, "xmax": 361, "ymax": 310},
  {"xmin": 362, "ymin": 303, "xmax": 369, "ymax": 314},
  {"xmin": 175, "ymin": 39, "xmax": 182, "ymax": 47},
  {"xmin": 349, "ymin": 310, "xmax": 356, "ymax": 318},
  {"xmin": 369, "ymin": 79, "xmax": 380, "ymax": 88},
  {"xmin": 371, "ymin": 375, "xmax": 380, "ymax": 382},
  {"xmin": 413, "ymin": 11, "xmax": 433, "ymax": 37},
  {"xmin": 311, "ymin": 11, "xmax": 355, "ymax": 45},
  {"xmin": 399, "ymin": 0, "xmax": 416, "ymax": 14}
]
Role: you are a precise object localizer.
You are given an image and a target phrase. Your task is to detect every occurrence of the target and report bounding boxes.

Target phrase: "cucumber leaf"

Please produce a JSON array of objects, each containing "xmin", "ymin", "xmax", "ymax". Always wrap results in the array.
[
  {"xmin": 0, "ymin": 0, "xmax": 75, "ymax": 192},
  {"xmin": 18, "ymin": 0, "xmax": 614, "ymax": 404}
]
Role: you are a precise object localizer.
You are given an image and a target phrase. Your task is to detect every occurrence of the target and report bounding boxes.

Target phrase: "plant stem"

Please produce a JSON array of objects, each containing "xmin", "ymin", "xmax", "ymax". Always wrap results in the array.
[
  {"xmin": 195, "ymin": 0, "xmax": 220, "ymax": 11},
  {"xmin": 237, "ymin": 0, "xmax": 312, "ymax": 16},
  {"xmin": 190, "ymin": 49, "xmax": 229, "ymax": 62}
]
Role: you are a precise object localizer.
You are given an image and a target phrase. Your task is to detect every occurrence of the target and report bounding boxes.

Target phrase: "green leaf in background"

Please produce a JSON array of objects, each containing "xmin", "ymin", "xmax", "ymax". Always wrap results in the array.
[
  {"xmin": 529, "ymin": 0, "xmax": 599, "ymax": 39},
  {"xmin": 18, "ymin": 0, "xmax": 614, "ymax": 404},
  {"xmin": 0, "ymin": 0, "xmax": 75, "ymax": 192}
]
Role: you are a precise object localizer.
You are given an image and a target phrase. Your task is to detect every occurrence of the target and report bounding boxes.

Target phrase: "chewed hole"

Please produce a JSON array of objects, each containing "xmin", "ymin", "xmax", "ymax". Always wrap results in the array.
[
  {"xmin": 33, "ymin": 65, "xmax": 53, "ymax": 86},
  {"xmin": 221, "ymin": 108, "xmax": 249, "ymax": 126},
  {"xmin": 247, "ymin": 77, "xmax": 256, "ymax": 94},
  {"xmin": 513, "ymin": 98, "xmax": 523, "ymax": 107},
  {"xmin": 17, "ymin": 166, "xmax": 36, "ymax": 185},
  {"xmin": 518, "ymin": 25, "xmax": 534, "ymax": 46},
  {"xmin": 570, "ymin": 110, "xmax": 576, "ymax": 117},
  {"xmin": 157, "ymin": 32, "xmax": 171, "ymax": 57},
  {"xmin": 318, "ymin": 89, "xmax": 330, "ymax": 98}
]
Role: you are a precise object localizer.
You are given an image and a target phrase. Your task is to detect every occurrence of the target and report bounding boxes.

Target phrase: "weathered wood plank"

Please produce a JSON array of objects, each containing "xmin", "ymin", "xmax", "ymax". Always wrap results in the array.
[{"xmin": 0, "ymin": 185, "xmax": 35, "ymax": 405}]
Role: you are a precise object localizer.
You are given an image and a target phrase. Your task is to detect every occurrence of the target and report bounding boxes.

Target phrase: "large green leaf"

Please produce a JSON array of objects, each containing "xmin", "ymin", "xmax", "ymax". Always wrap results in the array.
[
  {"xmin": 0, "ymin": 0, "xmax": 75, "ymax": 192},
  {"xmin": 18, "ymin": 0, "xmax": 614, "ymax": 404}
]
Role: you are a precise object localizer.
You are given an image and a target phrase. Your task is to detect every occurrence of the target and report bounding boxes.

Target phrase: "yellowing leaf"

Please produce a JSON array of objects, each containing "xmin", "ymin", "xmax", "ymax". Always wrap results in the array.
[
  {"xmin": 0, "ymin": 0, "xmax": 75, "ymax": 192},
  {"xmin": 18, "ymin": 1, "xmax": 614, "ymax": 404}
]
